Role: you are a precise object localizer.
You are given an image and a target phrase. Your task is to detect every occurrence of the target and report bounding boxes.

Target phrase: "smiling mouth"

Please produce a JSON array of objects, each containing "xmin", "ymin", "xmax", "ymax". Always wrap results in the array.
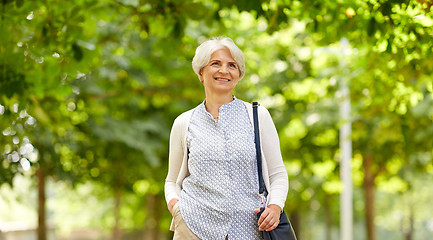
[{"xmin": 215, "ymin": 78, "xmax": 230, "ymax": 82}]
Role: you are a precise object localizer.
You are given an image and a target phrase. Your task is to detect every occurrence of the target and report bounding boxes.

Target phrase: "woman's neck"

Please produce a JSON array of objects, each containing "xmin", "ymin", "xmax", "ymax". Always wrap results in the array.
[{"xmin": 204, "ymin": 92, "xmax": 234, "ymax": 118}]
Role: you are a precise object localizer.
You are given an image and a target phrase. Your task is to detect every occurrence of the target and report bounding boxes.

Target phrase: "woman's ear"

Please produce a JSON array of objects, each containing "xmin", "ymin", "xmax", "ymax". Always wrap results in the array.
[{"xmin": 199, "ymin": 69, "xmax": 204, "ymax": 82}]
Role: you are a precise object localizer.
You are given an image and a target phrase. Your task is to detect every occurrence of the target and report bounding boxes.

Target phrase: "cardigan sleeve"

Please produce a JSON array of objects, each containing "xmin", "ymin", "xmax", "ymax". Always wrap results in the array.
[
  {"xmin": 164, "ymin": 114, "xmax": 186, "ymax": 205},
  {"xmin": 259, "ymin": 106, "xmax": 289, "ymax": 210}
]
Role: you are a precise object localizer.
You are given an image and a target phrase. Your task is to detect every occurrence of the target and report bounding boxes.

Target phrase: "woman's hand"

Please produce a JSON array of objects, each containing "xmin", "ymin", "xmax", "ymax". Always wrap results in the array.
[
  {"xmin": 168, "ymin": 198, "xmax": 179, "ymax": 216},
  {"xmin": 254, "ymin": 204, "xmax": 281, "ymax": 231}
]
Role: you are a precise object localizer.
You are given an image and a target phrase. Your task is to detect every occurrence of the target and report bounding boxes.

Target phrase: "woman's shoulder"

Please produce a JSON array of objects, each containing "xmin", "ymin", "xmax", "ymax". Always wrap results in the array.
[
  {"xmin": 172, "ymin": 103, "xmax": 202, "ymax": 128},
  {"xmin": 173, "ymin": 109, "xmax": 194, "ymax": 126},
  {"xmin": 240, "ymin": 100, "xmax": 271, "ymax": 115}
]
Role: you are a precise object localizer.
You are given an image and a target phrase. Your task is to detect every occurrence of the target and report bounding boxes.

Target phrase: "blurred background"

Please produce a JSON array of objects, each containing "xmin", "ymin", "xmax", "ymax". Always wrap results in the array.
[{"xmin": 1, "ymin": 0, "xmax": 432, "ymax": 239}]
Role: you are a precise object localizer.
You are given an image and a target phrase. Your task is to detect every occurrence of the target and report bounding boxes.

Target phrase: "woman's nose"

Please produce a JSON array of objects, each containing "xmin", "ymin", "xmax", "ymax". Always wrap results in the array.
[{"xmin": 219, "ymin": 65, "xmax": 229, "ymax": 73}]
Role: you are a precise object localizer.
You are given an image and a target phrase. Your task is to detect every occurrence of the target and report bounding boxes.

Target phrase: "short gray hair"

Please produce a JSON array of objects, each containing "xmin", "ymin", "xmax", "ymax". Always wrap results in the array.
[{"xmin": 192, "ymin": 36, "xmax": 245, "ymax": 79}]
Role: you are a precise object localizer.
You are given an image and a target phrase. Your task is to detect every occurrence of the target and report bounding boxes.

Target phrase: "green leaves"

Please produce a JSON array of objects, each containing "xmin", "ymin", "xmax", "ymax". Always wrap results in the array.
[
  {"xmin": 1, "ymin": 0, "xmax": 432, "ymax": 238},
  {"xmin": 91, "ymin": 117, "xmax": 167, "ymax": 166},
  {"xmin": 0, "ymin": 65, "xmax": 27, "ymax": 98},
  {"xmin": 72, "ymin": 43, "xmax": 84, "ymax": 61}
]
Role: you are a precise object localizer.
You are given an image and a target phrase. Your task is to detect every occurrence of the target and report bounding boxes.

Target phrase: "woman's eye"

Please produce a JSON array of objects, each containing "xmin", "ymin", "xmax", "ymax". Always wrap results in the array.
[
  {"xmin": 211, "ymin": 62, "xmax": 219, "ymax": 66},
  {"xmin": 230, "ymin": 64, "xmax": 237, "ymax": 68}
]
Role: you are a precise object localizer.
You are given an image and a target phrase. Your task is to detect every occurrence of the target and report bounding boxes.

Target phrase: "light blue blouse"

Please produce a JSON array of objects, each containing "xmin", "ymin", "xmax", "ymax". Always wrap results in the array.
[{"xmin": 179, "ymin": 97, "xmax": 264, "ymax": 240}]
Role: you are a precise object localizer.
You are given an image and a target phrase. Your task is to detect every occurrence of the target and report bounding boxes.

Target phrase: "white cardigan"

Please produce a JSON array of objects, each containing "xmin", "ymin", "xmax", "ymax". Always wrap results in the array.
[{"xmin": 164, "ymin": 101, "xmax": 288, "ymax": 213}]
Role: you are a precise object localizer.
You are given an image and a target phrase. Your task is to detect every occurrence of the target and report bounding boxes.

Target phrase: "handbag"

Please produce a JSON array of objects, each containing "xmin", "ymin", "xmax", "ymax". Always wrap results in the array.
[{"xmin": 253, "ymin": 102, "xmax": 298, "ymax": 240}]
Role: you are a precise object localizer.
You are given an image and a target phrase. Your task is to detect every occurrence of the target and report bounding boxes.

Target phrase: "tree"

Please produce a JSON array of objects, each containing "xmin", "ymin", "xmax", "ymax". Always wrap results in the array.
[{"xmin": 1, "ymin": 1, "xmax": 432, "ymax": 240}]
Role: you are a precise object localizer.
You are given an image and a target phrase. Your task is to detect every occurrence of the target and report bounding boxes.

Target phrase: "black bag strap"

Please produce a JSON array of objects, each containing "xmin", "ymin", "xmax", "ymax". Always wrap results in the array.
[{"xmin": 252, "ymin": 102, "xmax": 265, "ymax": 195}]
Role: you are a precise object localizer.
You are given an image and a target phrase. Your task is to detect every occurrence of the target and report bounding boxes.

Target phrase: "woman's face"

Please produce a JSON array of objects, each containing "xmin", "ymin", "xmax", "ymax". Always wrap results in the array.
[{"xmin": 199, "ymin": 48, "xmax": 241, "ymax": 95}]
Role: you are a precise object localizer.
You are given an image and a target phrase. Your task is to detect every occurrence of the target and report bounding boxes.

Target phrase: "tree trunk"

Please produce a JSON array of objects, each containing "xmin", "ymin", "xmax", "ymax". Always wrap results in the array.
[
  {"xmin": 324, "ymin": 194, "xmax": 332, "ymax": 240},
  {"xmin": 403, "ymin": 204, "xmax": 414, "ymax": 240},
  {"xmin": 111, "ymin": 190, "xmax": 122, "ymax": 240},
  {"xmin": 142, "ymin": 194, "xmax": 161, "ymax": 240},
  {"xmin": 363, "ymin": 154, "xmax": 376, "ymax": 240},
  {"xmin": 36, "ymin": 168, "xmax": 47, "ymax": 240}
]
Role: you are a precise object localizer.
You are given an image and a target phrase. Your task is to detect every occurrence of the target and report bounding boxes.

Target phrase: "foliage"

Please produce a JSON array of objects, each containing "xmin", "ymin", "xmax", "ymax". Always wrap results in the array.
[{"xmin": 1, "ymin": 0, "xmax": 432, "ymax": 239}]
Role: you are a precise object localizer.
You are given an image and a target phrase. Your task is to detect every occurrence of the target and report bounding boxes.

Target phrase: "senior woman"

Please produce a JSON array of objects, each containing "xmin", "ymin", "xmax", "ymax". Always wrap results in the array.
[{"xmin": 164, "ymin": 37, "xmax": 288, "ymax": 240}]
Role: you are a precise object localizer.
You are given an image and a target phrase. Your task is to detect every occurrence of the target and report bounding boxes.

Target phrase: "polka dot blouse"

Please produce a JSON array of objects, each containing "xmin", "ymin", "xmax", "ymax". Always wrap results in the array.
[{"xmin": 179, "ymin": 97, "xmax": 264, "ymax": 240}]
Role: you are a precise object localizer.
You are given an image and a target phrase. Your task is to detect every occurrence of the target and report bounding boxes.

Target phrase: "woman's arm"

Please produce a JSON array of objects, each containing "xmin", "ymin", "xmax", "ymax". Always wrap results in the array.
[
  {"xmin": 164, "ymin": 116, "xmax": 186, "ymax": 211},
  {"xmin": 255, "ymin": 106, "xmax": 289, "ymax": 231},
  {"xmin": 259, "ymin": 106, "xmax": 289, "ymax": 209}
]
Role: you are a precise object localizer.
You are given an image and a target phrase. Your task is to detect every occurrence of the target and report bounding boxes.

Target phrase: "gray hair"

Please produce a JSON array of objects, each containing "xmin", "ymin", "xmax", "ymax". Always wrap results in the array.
[{"xmin": 192, "ymin": 36, "xmax": 245, "ymax": 79}]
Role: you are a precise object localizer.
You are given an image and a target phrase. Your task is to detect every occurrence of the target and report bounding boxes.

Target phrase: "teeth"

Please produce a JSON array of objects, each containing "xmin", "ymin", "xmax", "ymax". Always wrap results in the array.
[{"xmin": 215, "ymin": 78, "xmax": 229, "ymax": 81}]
